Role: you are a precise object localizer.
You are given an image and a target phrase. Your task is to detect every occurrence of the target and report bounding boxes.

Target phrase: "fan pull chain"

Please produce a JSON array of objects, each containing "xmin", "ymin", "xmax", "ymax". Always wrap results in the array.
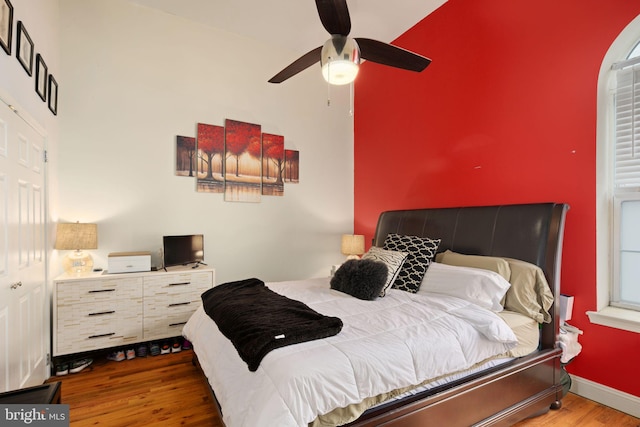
[
  {"xmin": 327, "ymin": 59, "xmax": 331, "ymax": 107},
  {"xmin": 349, "ymin": 82, "xmax": 354, "ymax": 116}
]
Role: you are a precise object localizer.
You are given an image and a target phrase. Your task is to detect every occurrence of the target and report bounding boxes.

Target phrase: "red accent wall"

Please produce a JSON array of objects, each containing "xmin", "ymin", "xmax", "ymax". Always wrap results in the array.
[{"xmin": 354, "ymin": 0, "xmax": 640, "ymax": 397}]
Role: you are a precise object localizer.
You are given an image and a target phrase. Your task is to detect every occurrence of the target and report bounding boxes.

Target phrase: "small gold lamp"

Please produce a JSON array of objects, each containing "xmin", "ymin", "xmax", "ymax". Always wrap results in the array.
[
  {"xmin": 341, "ymin": 234, "xmax": 365, "ymax": 260},
  {"xmin": 55, "ymin": 222, "xmax": 98, "ymax": 275}
]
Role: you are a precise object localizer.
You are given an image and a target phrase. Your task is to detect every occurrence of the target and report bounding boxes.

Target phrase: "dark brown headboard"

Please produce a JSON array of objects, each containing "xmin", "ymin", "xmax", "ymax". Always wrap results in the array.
[{"xmin": 372, "ymin": 202, "xmax": 569, "ymax": 349}]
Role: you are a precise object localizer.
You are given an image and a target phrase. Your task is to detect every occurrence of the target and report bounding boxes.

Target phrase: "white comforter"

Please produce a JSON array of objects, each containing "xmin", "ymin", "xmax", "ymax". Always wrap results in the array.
[{"xmin": 183, "ymin": 277, "xmax": 517, "ymax": 427}]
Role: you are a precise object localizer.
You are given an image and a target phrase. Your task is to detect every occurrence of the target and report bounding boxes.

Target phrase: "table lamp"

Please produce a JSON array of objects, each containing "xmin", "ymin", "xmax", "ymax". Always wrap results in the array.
[
  {"xmin": 341, "ymin": 234, "xmax": 365, "ymax": 260},
  {"xmin": 55, "ymin": 222, "xmax": 98, "ymax": 274}
]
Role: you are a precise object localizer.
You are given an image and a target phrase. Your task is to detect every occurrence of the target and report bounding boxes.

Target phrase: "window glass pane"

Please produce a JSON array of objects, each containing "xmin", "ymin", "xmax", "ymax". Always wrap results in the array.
[
  {"xmin": 620, "ymin": 199, "xmax": 640, "ymax": 250},
  {"xmin": 629, "ymin": 41, "xmax": 640, "ymax": 59},
  {"xmin": 619, "ymin": 200, "xmax": 640, "ymax": 306},
  {"xmin": 620, "ymin": 251, "xmax": 640, "ymax": 305}
]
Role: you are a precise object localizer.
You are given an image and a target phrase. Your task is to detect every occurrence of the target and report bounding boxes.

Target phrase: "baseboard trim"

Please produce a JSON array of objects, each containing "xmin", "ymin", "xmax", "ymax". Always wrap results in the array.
[{"xmin": 570, "ymin": 375, "xmax": 640, "ymax": 418}]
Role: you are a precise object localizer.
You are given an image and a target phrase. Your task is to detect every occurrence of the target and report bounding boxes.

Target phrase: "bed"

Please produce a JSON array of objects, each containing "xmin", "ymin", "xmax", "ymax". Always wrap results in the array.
[{"xmin": 183, "ymin": 202, "xmax": 569, "ymax": 427}]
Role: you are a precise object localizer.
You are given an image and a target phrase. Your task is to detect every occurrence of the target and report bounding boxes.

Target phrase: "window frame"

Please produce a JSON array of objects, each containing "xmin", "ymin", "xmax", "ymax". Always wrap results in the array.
[
  {"xmin": 589, "ymin": 14, "xmax": 640, "ymax": 333},
  {"xmin": 610, "ymin": 56, "xmax": 640, "ymax": 311}
]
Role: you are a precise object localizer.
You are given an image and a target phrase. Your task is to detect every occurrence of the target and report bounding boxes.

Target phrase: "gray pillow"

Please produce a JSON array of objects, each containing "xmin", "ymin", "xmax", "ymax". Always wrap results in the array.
[{"xmin": 330, "ymin": 259, "xmax": 388, "ymax": 300}]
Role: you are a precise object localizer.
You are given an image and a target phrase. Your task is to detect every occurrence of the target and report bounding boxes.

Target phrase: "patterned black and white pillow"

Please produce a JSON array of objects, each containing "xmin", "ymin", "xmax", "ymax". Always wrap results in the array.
[
  {"xmin": 383, "ymin": 233, "xmax": 441, "ymax": 293},
  {"xmin": 362, "ymin": 246, "xmax": 408, "ymax": 296}
]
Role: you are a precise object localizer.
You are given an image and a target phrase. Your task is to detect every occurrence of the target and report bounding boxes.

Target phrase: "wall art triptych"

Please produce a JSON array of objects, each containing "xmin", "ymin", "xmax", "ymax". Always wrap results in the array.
[{"xmin": 175, "ymin": 119, "xmax": 299, "ymax": 203}]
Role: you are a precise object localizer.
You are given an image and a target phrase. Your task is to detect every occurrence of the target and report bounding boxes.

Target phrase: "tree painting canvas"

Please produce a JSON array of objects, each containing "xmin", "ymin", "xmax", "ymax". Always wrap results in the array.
[
  {"xmin": 261, "ymin": 133, "xmax": 285, "ymax": 196},
  {"xmin": 196, "ymin": 123, "xmax": 225, "ymax": 193},
  {"xmin": 176, "ymin": 136, "xmax": 196, "ymax": 177},
  {"xmin": 285, "ymin": 149, "xmax": 300, "ymax": 183},
  {"xmin": 224, "ymin": 119, "xmax": 262, "ymax": 202},
  {"xmin": 174, "ymin": 120, "xmax": 300, "ymax": 200}
]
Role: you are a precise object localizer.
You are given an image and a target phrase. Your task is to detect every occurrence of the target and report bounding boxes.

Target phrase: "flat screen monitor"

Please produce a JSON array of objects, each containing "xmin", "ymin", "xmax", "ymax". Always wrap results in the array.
[{"xmin": 163, "ymin": 234, "xmax": 204, "ymax": 267}]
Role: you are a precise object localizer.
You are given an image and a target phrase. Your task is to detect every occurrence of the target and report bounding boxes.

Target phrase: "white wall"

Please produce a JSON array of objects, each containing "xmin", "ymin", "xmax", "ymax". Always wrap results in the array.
[{"xmin": 57, "ymin": 0, "xmax": 354, "ymax": 284}]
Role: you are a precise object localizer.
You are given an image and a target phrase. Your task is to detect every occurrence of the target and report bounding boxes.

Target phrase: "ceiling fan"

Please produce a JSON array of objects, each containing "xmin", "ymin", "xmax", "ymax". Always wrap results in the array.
[{"xmin": 268, "ymin": 0, "xmax": 432, "ymax": 85}]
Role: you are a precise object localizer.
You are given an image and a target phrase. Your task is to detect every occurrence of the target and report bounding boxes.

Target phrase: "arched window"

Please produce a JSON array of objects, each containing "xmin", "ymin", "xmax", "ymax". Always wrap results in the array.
[
  {"xmin": 610, "ymin": 43, "xmax": 640, "ymax": 311},
  {"xmin": 590, "ymin": 16, "xmax": 640, "ymax": 332}
]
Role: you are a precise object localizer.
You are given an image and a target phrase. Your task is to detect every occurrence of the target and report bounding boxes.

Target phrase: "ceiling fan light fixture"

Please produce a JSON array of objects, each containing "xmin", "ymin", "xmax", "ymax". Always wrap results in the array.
[
  {"xmin": 267, "ymin": 1, "xmax": 431, "ymax": 85},
  {"xmin": 321, "ymin": 36, "xmax": 360, "ymax": 85}
]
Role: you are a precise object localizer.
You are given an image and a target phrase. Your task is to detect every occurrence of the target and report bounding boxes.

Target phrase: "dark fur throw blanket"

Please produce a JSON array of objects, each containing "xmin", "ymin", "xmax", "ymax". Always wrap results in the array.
[{"xmin": 201, "ymin": 278, "xmax": 343, "ymax": 371}]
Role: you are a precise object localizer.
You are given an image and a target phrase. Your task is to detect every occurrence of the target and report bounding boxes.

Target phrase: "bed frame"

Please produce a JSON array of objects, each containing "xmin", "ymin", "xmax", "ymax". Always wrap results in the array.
[
  {"xmin": 199, "ymin": 202, "xmax": 569, "ymax": 427},
  {"xmin": 345, "ymin": 202, "xmax": 570, "ymax": 427}
]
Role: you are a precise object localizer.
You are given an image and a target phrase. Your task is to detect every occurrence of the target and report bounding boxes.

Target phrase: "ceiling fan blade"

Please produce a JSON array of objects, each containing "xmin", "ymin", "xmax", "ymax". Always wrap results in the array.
[
  {"xmin": 315, "ymin": 0, "xmax": 351, "ymax": 36},
  {"xmin": 355, "ymin": 38, "xmax": 431, "ymax": 72},
  {"xmin": 268, "ymin": 47, "xmax": 323, "ymax": 83}
]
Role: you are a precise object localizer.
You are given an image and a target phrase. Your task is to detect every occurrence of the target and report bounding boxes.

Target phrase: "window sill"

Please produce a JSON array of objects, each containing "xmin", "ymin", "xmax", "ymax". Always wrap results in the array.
[{"xmin": 586, "ymin": 306, "xmax": 640, "ymax": 333}]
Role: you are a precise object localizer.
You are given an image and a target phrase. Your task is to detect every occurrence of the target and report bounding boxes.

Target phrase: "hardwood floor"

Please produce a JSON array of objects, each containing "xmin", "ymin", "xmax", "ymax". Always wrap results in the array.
[
  {"xmin": 512, "ymin": 393, "xmax": 640, "ymax": 427},
  {"xmin": 48, "ymin": 350, "xmax": 639, "ymax": 426},
  {"xmin": 48, "ymin": 349, "xmax": 221, "ymax": 426}
]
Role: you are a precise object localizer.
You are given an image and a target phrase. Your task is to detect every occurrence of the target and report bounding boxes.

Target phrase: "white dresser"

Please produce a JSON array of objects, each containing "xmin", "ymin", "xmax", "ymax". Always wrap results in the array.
[{"xmin": 53, "ymin": 267, "xmax": 214, "ymax": 356}]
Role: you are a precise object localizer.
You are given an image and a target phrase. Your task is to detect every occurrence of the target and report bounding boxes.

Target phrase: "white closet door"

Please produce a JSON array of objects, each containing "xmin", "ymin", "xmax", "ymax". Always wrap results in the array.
[{"xmin": 0, "ymin": 100, "xmax": 48, "ymax": 392}]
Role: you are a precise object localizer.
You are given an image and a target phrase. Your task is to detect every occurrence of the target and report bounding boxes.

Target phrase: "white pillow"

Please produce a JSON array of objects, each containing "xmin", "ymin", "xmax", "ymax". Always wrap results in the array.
[{"xmin": 419, "ymin": 262, "xmax": 511, "ymax": 311}]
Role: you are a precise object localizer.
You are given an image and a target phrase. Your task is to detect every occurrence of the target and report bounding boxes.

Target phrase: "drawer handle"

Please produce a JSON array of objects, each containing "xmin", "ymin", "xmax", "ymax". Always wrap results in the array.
[
  {"xmin": 88, "ymin": 332, "xmax": 115, "ymax": 339},
  {"xmin": 88, "ymin": 310, "xmax": 116, "ymax": 316},
  {"xmin": 88, "ymin": 289, "xmax": 116, "ymax": 293},
  {"xmin": 168, "ymin": 302, "xmax": 191, "ymax": 307},
  {"xmin": 169, "ymin": 282, "xmax": 191, "ymax": 286},
  {"xmin": 169, "ymin": 322, "xmax": 187, "ymax": 327}
]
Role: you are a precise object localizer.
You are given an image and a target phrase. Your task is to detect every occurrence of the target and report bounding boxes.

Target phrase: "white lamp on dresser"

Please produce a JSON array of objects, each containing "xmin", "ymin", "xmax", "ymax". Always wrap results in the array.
[
  {"xmin": 54, "ymin": 222, "xmax": 98, "ymax": 275},
  {"xmin": 341, "ymin": 234, "xmax": 365, "ymax": 260}
]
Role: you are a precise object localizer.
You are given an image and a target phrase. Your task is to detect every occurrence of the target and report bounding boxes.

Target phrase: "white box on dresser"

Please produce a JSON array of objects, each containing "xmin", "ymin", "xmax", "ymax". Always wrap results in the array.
[
  {"xmin": 53, "ymin": 266, "xmax": 214, "ymax": 356},
  {"xmin": 107, "ymin": 251, "xmax": 151, "ymax": 274}
]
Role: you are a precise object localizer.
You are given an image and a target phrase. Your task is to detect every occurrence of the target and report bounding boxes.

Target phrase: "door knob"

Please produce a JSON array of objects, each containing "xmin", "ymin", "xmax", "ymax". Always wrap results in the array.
[{"xmin": 10, "ymin": 281, "xmax": 22, "ymax": 290}]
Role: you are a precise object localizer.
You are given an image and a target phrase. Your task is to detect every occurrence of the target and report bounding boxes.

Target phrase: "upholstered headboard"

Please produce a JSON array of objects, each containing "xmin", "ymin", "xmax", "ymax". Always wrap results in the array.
[{"xmin": 372, "ymin": 202, "xmax": 569, "ymax": 349}]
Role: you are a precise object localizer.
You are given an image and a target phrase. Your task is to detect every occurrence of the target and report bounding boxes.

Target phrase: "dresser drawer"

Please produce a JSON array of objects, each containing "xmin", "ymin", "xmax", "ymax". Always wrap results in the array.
[
  {"xmin": 56, "ymin": 276, "xmax": 142, "ymax": 303},
  {"xmin": 56, "ymin": 325, "xmax": 142, "ymax": 355},
  {"xmin": 57, "ymin": 297, "xmax": 143, "ymax": 322},
  {"xmin": 56, "ymin": 298, "xmax": 143, "ymax": 355},
  {"xmin": 143, "ymin": 306, "xmax": 195, "ymax": 341},
  {"xmin": 143, "ymin": 289, "xmax": 203, "ymax": 312},
  {"xmin": 143, "ymin": 271, "xmax": 211, "ymax": 299}
]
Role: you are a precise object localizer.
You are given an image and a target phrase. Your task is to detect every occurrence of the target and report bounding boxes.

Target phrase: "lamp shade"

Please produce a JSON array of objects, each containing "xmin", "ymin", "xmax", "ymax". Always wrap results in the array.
[
  {"xmin": 321, "ymin": 36, "xmax": 360, "ymax": 85},
  {"xmin": 341, "ymin": 234, "xmax": 365, "ymax": 259},
  {"xmin": 55, "ymin": 223, "xmax": 98, "ymax": 250}
]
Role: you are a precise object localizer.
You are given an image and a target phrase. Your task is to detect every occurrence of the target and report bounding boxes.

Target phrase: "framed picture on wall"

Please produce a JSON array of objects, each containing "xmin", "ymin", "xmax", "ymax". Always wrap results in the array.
[
  {"xmin": 35, "ymin": 53, "xmax": 47, "ymax": 101},
  {"xmin": 48, "ymin": 74, "xmax": 58, "ymax": 115},
  {"xmin": 0, "ymin": 0, "xmax": 12, "ymax": 55},
  {"xmin": 16, "ymin": 21, "xmax": 33, "ymax": 75}
]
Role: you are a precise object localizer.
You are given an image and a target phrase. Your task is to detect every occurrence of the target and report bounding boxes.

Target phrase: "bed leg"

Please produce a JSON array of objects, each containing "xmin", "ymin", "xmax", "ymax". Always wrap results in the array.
[{"xmin": 550, "ymin": 400, "xmax": 562, "ymax": 410}]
